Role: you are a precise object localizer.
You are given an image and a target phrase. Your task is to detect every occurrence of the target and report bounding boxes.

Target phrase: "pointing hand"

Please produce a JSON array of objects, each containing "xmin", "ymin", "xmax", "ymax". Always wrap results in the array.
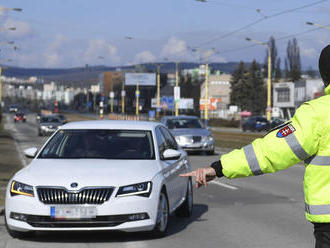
[{"xmin": 180, "ymin": 167, "xmax": 216, "ymax": 188}]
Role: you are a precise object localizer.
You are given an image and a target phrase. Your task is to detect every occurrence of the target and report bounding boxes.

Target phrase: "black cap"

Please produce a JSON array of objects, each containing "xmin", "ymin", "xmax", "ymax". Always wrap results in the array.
[{"xmin": 319, "ymin": 45, "xmax": 330, "ymax": 87}]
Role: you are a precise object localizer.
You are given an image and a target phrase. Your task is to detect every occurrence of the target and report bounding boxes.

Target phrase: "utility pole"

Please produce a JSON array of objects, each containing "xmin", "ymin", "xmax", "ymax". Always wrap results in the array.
[
  {"xmin": 0, "ymin": 66, "xmax": 2, "ymax": 123},
  {"xmin": 121, "ymin": 80, "xmax": 125, "ymax": 114},
  {"xmin": 136, "ymin": 80, "xmax": 139, "ymax": 116},
  {"xmin": 175, "ymin": 62, "xmax": 180, "ymax": 116},
  {"xmin": 204, "ymin": 60, "xmax": 209, "ymax": 124},
  {"xmin": 156, "ymin": 65, "xmax": 161, "ymax": 120},
  {"xmin": 246, "ymin": 37, "xmax": 272, "ymax": 121}
]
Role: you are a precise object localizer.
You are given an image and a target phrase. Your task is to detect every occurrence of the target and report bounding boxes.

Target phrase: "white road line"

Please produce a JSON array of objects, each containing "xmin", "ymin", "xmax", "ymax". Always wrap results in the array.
[{"xmin": 209, "ymin": 180, "xmax": 238, "ymax": 190}]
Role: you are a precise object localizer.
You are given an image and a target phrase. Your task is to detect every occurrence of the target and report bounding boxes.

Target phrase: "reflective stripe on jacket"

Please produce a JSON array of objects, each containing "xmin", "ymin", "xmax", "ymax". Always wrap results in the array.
[{"xmin": 221, "ymin": 85, "xmax": 330, "ymax": 223}]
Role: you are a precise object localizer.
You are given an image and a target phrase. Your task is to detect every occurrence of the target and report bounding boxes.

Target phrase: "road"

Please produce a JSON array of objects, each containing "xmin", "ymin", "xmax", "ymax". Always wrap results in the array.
[{"xmin": 0, "ymin": 114, "xmax": 314, "ymax": 248}]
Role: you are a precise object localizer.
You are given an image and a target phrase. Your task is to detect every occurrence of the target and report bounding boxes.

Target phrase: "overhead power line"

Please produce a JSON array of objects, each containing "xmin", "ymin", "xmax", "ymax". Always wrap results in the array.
[
  {"xmin": 197, "ymin": 0, "xmax": 328, "ymax": 47},
  {"xmin": 209, "ymin": 27, "xmax": 322, "ymax": 59}
]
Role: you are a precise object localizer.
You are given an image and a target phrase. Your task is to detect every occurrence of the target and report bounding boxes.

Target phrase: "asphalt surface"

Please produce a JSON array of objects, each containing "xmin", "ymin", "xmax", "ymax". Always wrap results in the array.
[{"xmin": 0, "ymin": 114, "xmax": 314, "ymax": 248}]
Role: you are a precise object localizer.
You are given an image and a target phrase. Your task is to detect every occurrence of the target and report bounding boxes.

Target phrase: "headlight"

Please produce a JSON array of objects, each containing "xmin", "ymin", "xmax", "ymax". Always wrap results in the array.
[
  {"xmin": 10, "ymin": 181, "xmax": 34, "ymax": 197},
  {"xmin": 116, "ymin": 182, "xmax": 152, "ymax": 197},
  {"xmin": 208, "ymin": 135, "xmax": 214, "ymax": 142},
  {"xmin": 40, "ymin": 126, "xmax": 47, "ymax": 130},
  {"xmin": 175, "ymin": 136, "xmax": 187, "ymax": 145}
]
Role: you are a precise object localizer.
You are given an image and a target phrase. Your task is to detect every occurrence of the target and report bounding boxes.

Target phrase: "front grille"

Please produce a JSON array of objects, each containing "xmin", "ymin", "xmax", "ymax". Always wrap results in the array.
[
  {"xmin": 18, "ymin": 213, "xmax": 149, "ymax": 228},
  {"xmin": 37, "ymin": 187, "xmax": 114, "ymax": 205},
  {"xmin": 192, "ymin": 136, "xmax": 202, "ymax": 143}
]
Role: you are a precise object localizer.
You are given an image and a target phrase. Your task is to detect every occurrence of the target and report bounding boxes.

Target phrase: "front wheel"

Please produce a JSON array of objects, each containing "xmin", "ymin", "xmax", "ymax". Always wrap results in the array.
[
  {"xmin": 176, "ymin": 179, "xmax": 193, "ymax": 217},
  {"xmin": 151, "ymin": 191, "xmax": 169, "ymax": 237}
]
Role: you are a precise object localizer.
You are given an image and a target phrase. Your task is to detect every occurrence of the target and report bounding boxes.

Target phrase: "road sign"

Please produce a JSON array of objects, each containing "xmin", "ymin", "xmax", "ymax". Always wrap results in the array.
[
  {"xmin": 121, "ymin": 90, "xmax": 126, "ymax": 97},
  {"xmin": 174, "ymin": 86, "xmax": 180, "ymax": 102},
  {"xmin": 135, "ymin": 90, "xmax": 140, "ymax": 97},
  {"xmin": 110, "ymin": 91, "xmax": 114, "ymax": 98}
]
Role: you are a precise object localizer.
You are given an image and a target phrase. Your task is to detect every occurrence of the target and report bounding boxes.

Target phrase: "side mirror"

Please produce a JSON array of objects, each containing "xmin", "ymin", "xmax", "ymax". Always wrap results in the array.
[
  {"xmin": 24, "ymin": 147, "xmax": 38, "ymax": 158},
  {"xmin": 162, "ymin": 149, "xmax": 181, "ymax": 160}
]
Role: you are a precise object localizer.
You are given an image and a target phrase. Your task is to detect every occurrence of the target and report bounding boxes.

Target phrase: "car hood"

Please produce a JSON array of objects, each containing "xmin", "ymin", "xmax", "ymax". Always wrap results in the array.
[
  {"xmin": 14, "ymin": 159, "xmax": 161, "ymax": 189},
  {"xmin": 170, "ymin": 128, "xmax": 211, "ymax": 137}
]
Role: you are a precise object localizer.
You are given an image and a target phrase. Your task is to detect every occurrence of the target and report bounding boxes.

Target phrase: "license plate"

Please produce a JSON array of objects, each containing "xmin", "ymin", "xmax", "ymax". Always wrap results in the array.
[{"xmin": 50, "ymin": 206, "xmax": 97, "ymax": 219}]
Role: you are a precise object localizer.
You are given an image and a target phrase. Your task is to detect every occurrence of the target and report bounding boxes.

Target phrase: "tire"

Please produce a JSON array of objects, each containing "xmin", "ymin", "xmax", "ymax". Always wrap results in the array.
[
  {"xmin": 5, "ymin": 213, "xmax": 34, "ymax": 239},
  {"xmin": 151, "ymin": 191, "xmax": 169, "ymax": 237},
  {"xmin": 176, "ymin": 179, "xmax": 193, "ymax": 217}
]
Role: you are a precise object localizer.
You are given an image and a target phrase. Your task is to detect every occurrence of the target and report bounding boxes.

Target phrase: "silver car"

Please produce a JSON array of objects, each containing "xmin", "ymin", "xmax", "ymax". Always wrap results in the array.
[
  {"xmin": 161, "ymin": 116, "xmax": 215, "ymax": 155},
  {"xmin": 38, "ymin": 116, "xmax": 62, "ymax": 136}
]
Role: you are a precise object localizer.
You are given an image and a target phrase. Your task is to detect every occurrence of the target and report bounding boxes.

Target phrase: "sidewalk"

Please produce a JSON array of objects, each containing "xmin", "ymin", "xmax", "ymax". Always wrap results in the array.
[{"xmin": 0, "ymin": 119, "xmax": 23, "ymax": 214}]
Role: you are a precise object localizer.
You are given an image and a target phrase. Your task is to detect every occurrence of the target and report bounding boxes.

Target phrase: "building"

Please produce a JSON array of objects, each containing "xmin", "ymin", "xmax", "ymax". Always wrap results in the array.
[
  {"xmin": 100, "ymin": 71, "xmax": 122, "ymax": 98},
  {"xmin": 272, "ymin": 79, "xmax": 324, "ymax": 119},
  {"xmin": 200, "ymin": 74, "xmax": 231, "ymax": 119}
]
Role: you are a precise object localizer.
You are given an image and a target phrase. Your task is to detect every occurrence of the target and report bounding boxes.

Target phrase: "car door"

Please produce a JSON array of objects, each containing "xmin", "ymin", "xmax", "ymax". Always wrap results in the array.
[{"xmin": 159, "ymin": 126, "xmax": 187, "ymax": 209}]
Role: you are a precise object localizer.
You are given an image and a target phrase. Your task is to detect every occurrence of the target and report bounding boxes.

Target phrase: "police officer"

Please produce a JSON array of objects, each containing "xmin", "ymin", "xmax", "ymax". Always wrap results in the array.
[{"xmin": 181, "ymin": 45, "xmax": 330, "ymax": 248}]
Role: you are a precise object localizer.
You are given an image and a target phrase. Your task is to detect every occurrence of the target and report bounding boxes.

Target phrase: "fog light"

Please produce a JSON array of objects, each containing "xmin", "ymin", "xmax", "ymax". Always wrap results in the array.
[
  {"xmin": 10, "ymin": 212, "xmax": 27, "ymax": 222},
  {"xmin": 128, "ymin": 213, "xmax": 147, "ymax": 221}
]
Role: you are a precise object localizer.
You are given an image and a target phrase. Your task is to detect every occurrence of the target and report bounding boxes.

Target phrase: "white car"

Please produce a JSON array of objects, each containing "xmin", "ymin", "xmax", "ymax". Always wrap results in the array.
[{"xmin": 5, "ymin": 120, "xmax": 193, "ymax": 238}]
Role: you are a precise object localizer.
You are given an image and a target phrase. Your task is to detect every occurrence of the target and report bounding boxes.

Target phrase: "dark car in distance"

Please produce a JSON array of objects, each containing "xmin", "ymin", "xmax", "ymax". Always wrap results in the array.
[
  {"xmin": 242, "ymin": 116, "xmax": 270, "ymax": 132},
  {"xmin": 13, "ymin": 112, "xmax": 26, "ymax": 122}
]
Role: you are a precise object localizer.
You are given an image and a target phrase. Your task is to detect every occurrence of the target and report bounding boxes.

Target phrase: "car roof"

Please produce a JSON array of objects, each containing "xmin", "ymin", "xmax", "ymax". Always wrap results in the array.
[
  {"xmin": 161, "ymin": 115, "xmax": 199, "ymax": 121},
  {"xmin": 61, "ymin": 120, "xmax": 161, "ymax": 130}
]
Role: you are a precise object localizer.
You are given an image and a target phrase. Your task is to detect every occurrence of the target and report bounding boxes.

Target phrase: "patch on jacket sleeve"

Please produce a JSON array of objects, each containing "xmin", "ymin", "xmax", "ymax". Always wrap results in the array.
[{"xmin": 276, "ymin": 124, "xmax": 296, "ymax": 138}]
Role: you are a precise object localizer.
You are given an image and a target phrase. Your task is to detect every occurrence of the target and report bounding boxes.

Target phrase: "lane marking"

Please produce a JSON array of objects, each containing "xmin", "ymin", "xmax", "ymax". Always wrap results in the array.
[{"xmin": 209, "ymin": 180, "xmax": 238, "ymax": 190}]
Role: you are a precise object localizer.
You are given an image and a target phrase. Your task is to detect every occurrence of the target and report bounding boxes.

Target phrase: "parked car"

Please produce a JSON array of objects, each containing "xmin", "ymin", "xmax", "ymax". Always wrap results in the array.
[
  {"xmin": 270, "ymin": 118, "xmax": 286, "ymax": 129},
  {"xmin": 5, "ymin": 120, "xmax": 193, "ymax": 238},
  {"xmin": 242, "ymin": 116, "xmax": 270, "ymax": 132},
  {"xmin": 13, "ymin": 112, "xmax": 26, "ymax": 123},
  {"xmin": 161, "ymin": 115, "xmax": 215, "ymax": 155},
  {"xmin": 9, "ymin": 105, "xmax": 18, "ymax": 113},
  {"xmin": 53, "ymin": 114, "xmax": 67, "ymax": 124},
  {"xmin": 38, "ymin": 116, "xmax": 62, "ymax": 136}
]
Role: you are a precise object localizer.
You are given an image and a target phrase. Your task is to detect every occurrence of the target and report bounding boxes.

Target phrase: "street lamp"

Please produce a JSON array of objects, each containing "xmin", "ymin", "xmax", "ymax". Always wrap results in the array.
[
  {"xmin": 156, "ymin": 64, "xmax": 163, "ymax": 120},
  {"xmin": 0, "ymin": 7, "xmax": 22, "ymax": 13},
  {"xmin": 0, "ymin": 27, "xmax": 16, "ymax": 32},
  {"xmin": 246, "ymin": 37, "xmax": 272, "ymax": 121},
  {"xmin": 306, "ymin": 21, "xmax": 330, "ymax": 31},
  {"xmin": 191, "ymin": 47, "xmax": 216, "ymax": 123},
  {"xmin": 175, "ymin": 61, "xmax": 181, "ymax": 116}
]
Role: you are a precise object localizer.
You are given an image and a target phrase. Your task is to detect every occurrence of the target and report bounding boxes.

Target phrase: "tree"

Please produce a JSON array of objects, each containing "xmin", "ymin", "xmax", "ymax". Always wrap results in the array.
[
  {"xmin": 286, "ymin": 38, "xmax": 301, "ymax": 81},
  {"xmin": 274, "ymin": 58, "xmax": 282, "ymax": 81},
  {"xmin": 263, "ymin": 36, "xmax": 278, "ymax": 79},
  {"xmin": 306, "ymin": 66, "xmax": 316, "ymax": 78},
  {"xmin": 284, "ymin": 58, "xmax": 289, "ymax": 79},
  {"xmin": 230, "ymin": 61, "xmax": 247, "ymax": 107},
  {"xmin": 230, "ymin": 61, "xmax": 266, "ymax": 114}
]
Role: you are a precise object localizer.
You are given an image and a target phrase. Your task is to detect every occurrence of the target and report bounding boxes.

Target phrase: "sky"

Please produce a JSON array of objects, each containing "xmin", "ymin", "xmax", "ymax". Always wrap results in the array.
[{"xmin": 0, "ymin": 0, "xmax": 330, "ymax": 69}]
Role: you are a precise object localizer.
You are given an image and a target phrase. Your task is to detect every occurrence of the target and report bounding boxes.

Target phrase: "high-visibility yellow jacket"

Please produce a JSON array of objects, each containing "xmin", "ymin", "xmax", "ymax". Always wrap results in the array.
[{"xmin": 221, "ymin": 85, "xmax": 330, "ymax": 223}]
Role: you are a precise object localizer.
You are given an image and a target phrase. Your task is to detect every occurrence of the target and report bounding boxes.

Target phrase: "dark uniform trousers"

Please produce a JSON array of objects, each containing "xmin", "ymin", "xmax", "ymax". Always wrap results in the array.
[{"xmin": 314, "ymin": 223, "xmax": 330, "ymax": 247}]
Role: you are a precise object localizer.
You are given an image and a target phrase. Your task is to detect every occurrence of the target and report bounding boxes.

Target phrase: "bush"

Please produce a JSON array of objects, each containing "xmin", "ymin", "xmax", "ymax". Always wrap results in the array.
[{"xmin": 208, "ymin": 118, "xmax": 240, "ymax": 128}]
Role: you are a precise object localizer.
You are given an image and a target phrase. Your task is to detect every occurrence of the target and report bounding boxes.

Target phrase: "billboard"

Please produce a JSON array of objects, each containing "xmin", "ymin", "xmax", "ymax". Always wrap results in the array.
[
  {"xmin": 125, "ymin": 73, "xmax": 156, "ymax": 86},
  {"xmin": 151, "ymin": 98, "xmax": 193, "ymax": 110},
  {"xmin": 200, "ymin": 98, "xmax": 222, "ymax": 110}
]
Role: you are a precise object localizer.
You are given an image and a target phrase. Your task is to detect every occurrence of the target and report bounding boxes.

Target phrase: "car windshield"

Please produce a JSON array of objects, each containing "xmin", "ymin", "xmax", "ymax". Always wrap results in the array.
[
  {"xmin": 41, "ymin": 117, "xmax": 60, "ymax": 123},
  {"xmin": 38, "ymin": 129, "xmax": 155, "ymax": 160},
  {"xmin": 166, "ymin": 118, "xmax": 203, "ymax": 129}
]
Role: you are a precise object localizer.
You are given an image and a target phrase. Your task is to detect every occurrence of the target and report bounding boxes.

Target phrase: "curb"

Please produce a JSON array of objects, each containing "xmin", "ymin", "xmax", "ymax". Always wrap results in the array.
[{"xmin": 0, "ymin": 206, "xmax": 4, "ymax": 216}]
